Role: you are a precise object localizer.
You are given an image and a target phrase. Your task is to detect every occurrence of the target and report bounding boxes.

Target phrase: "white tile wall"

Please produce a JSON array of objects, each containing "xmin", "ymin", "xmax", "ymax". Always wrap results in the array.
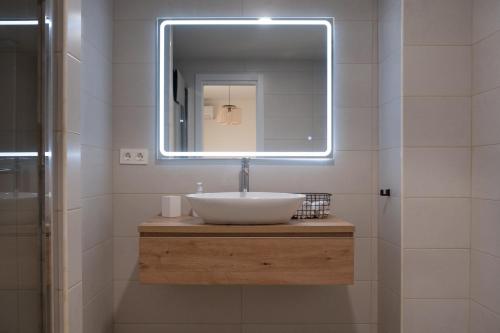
[
  {"xmin": 66, "ymin": 0, "xmax": 82, "ymax": 59},
  {"xmin": 242, "ymin": 324, "xmax": 372, "ymax": 333},
  {"xmin": 471, "ymin": 250, "xmax": 500, "ymax": 314},
  {"xmin": 378, "ymin": 285, "xmax": 400, "ymax": 333},
  {"xmin": 405, "ymin": 148, "xmax": 471, "ymax": 197},
  {"xmin": 69, "ymin": 283, "xmax": 83, "ymax": 333},
  {"xmin": 80, "ymin": 0, "xmax": 114, "ymax": 333},
  {"xmin": 378, "ymin": 0, "xmax": 402, "ymax": 332},
  {"xmin": 403, "ymin": 198, "xmax": 470, "ymax": 249},
  {"xmin": 113, "ymin": 20, "xmax": 155, "ymax": 64},
  {"xmin": 403, "ymin": 249, "xmax": 469, "ymax": 299},
  {"xmin": 83, "ymin": 286, "xmax": 113, "ymax": 333},
  {"xmin": 404, "ymin": 0, "xmax": 472, "ymax": 45},
  {"xmin": 401, "ymin": 3, "xmax": 474, "ymax": 329},
  {"xmin": 404, "ymin": 45, "xmax": 472, "ymax": 95},
  {"xmin": 471, "ymin": 1, "xmax": 500, "ymax": 330},
  {"xmin": 378, "ymin": 197, "xmax": 401, "ymax": 246},
  {"xmin": 114, "ymin": 324, "xmax": 241, "ymax": 333},
  {"xmin": 472, "ymin": 0, "xmax": 500, "ymax": 42},
  {"xmin": 335, "ymin": 108, "xmax": 374, "ymax": 150},
  {"xmin": 470, "ymin": 301, "xmax": 500, "ymax": 333},
  {"xmin": 471, "ymin": 199, "xmax": 500, "ymax": 257},
  {"xmin": 472, "ymin": 31, "xmax": 500, "ymax": 94},
  {"xmin": 68, "ymin": 209, "xmax": 83, "ymax": 288},
  {"xmin": 379, "ymin": 98, "xmax": 401, "ymax": 150},
  {"xmin": 241, "ymin": 0, "xmax": 375, "ymax": 20},
  {"xmin": 378, "ymin": 240, "xmax": 401, "ymax": 293},
  {"xmin": 66, "ymin": 55, "xmax": 81, "ymax": 134},
  {"xmin": 335, "ymin": 21, "xmax": 374, "ymax": 64},
  {"xmin": 403, "ymin": 299, "xmax": 469, "ymax": 333},
  {"xmin": 472, "ymin": 145, "xmax": 500, "ymax": 200},
  {"xmin": 83, "ymin": 240, "xmax": 113, "ymax": 305},
  {"xmin": 242, "ymin": 283, "xmax": 371, "ymax": 323},
  {"xmin": 336, "ymin": 64, "xmax": 374, "ymax": 108},
  {"xmin": 472, "ymin": 87, "xmax": 500, "ymax": 146},
  {"xmin": 114, "ymin": 282, "xmax": 242, "ymax": 323},
  {"xmin": 404, "ymin": 97, "xmax": 471, "ymax": 147},
  {"xmin": 66, "ymin": 132, "xmax": 82, "ymax": 210},
  {"xmin": 56, "ymin": 0, "xmax": 85, "ymax": 331},
  {"xmin": 82, "ymin": 195, "xmax": 113, "ymax": 250},
  {"xmin": 112, "ymin": 0, "xmax": 379, "ymax": 331}
]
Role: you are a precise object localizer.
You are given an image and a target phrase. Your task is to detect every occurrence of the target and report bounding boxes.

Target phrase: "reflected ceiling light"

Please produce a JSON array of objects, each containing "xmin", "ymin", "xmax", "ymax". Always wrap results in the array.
[
  {"xmin": 0, "ymin": 152, "xmax": 51, "ymax": 157},
  {"xmin": 0, "ymin": 20, "xmax": 38, "ymax": 26},
  {"xmin": 158, "ymin": 18, "xmax": 334, "ymax": 158}
]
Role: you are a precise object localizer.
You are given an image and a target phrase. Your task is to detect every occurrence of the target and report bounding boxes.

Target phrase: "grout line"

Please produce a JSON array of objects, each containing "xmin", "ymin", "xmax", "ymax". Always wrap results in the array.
[
  {"xmin": 113, "ymin": 321, "xmax": 376, "ymax": 325},
  {"xmin": 404, "ymin": 42, "xmax": 472, "ymax": 47},
  {"xmin": 402, "ymin": 94, "xmax": 472, "ymax": 98},
  {"xmin": 472, "ymin": 27, "xmax": 500, "ymax": 46},
  {"xmin": 403, "ymin": 195, "xmax": 471, "ymax": 199},
  {"xmin": 472, "ymin": 143, "xmax": 500, "ymax": 148},
  {"xmin": 471, "ymin": 248, "xmax": 500, "ymax": 261},
  {"xmin": 403, "ymin": 145, "xmax": 471, "ymax": 149},
  {"xmin": 470, "ymin": 300, "xmax": 500, "ymax": 318},
  {"xmin": 82, "ymin": 238, "xmax": 113, "ymax": 257},
  {"xmin": 470, "ymin": 197, "xmax": 500, "ymax": 202},
  {"xmin": 403, "ymin": 247, "xmax": 470, "ymax": 251},
  {"xmin": 404, "ymin": 297, "xmax": 470, "ymax": 301},
  {"xmin": 472, "ymin": 84, "xmax": 500, "ymax": 97},
  {"xmin": 81, "ymin": 193, "xmax": 113, "ymax": 200},
  {"xmin": 469, "ymin": 28, "xmax": 474, "ymax": 329}
]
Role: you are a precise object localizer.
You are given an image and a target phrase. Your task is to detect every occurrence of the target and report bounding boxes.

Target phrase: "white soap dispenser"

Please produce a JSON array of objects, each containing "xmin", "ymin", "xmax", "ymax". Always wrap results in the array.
[{"xmin": 192, "ymin": 182, "xmax": 203, "ymax": 217}]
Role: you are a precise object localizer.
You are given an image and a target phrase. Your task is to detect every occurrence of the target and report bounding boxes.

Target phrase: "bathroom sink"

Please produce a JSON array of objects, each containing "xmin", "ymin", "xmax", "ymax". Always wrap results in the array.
[{"xmin": 185, "ymin": 192, "xmax": 306, "ymax": 225}]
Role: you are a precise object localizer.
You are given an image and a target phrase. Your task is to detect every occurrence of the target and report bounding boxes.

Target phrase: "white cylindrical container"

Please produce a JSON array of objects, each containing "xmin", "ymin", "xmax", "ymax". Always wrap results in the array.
[{"xmin": 161, "ymin": 195, "xmax": 181, "ymax": 217}]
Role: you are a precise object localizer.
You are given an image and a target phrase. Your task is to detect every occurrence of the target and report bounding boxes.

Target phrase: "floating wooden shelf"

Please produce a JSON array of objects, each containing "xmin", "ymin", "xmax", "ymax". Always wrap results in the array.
[{"xmin": 138, "ymin": 216, "xmax": 354, "ymax": 285}]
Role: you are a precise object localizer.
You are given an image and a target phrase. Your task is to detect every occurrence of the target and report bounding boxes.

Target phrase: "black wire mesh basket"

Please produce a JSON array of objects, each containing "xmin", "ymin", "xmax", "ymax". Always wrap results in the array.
[{"xmin": 292, "ymin": 193, "xmax": 332, "ymax": 219}]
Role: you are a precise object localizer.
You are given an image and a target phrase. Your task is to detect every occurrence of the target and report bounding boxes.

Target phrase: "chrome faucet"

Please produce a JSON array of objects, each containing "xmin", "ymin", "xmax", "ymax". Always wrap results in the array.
[{"xmin": 239, "ymin": 157, "xmax": 250, "ymax": 192}]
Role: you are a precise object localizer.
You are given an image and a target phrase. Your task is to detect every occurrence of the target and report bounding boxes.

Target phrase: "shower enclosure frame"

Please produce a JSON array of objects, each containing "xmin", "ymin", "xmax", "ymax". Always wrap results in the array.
[{"xmin": 39, "ymin": 0, "xmax": 58, "ymax": 332}]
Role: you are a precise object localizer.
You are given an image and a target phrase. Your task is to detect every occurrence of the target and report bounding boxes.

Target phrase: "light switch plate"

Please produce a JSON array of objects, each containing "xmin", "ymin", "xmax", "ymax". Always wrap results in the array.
[{"xmin": 120, "ymin": 149, "xmax": 148, "ymax": 165}]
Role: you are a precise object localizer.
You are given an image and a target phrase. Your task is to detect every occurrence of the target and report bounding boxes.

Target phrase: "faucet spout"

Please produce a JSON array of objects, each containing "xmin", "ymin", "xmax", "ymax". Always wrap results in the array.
[{"xmin": 239, "ymin": 157, "xmax": 250, "ymax": 192}]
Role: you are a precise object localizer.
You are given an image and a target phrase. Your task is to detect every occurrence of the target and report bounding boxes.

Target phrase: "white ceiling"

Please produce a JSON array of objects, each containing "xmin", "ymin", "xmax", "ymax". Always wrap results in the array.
[{"xmin": 173, "ymin": 25, "xmax": 326, "ymax": 61}]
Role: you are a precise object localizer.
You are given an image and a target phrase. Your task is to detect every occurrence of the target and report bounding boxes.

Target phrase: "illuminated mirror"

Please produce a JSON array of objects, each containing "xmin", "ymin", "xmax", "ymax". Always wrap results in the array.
[{"xmin": 158, "ymin": 18, "xmax": 334, "ymax": 159}]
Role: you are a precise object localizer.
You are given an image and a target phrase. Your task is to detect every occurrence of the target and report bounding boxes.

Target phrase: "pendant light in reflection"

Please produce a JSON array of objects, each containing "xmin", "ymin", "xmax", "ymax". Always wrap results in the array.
[{"xmin": 216, "ymin": 85, "xmax": 242, "ymax": 125}]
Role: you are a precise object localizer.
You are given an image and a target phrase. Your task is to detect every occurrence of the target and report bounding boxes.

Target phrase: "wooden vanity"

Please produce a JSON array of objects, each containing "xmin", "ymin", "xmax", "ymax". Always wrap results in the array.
[{"xmin": 138, "ymin": 216, "xmax": 354, "ymax": 285}]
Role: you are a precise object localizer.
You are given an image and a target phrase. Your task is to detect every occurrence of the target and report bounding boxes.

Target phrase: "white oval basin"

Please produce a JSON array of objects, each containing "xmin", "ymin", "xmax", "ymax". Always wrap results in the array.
[{"xmin": 185, "ymin": 192, "xmax": 306, "ymax": 225}]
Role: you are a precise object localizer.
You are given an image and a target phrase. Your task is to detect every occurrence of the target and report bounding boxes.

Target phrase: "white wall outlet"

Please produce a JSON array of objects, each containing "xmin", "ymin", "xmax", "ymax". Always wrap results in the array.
[{"xmin": 119, "ymin": 149, "xmax": 148, "ymax": 165}]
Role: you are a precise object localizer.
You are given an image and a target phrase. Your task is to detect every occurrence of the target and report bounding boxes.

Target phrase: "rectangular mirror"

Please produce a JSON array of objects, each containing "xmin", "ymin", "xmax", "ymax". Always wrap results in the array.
[{"xmin": 158, "ymin": 18, "xmax": 334, "ymax": 159}]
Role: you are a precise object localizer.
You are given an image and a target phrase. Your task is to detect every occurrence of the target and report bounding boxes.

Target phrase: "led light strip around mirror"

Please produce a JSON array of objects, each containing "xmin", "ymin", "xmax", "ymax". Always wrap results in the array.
[{"xmin": 158, "ymin": 18, "xmax": 334, "ymax": 158}]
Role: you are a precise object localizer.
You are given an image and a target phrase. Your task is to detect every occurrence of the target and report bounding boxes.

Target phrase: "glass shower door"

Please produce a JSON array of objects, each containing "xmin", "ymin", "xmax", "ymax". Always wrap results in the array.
[{"xmin": 0, "ymin": 1, "xmax": 45, "ymax": 332}]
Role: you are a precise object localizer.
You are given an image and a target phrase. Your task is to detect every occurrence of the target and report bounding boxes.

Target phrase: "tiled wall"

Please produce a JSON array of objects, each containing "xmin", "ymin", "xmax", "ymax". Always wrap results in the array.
[
  {"xmin": 112, "ymin": 0, "xmax": 378, "ymax": 332},
  {"xmin": 81, "ymin": 0, "xmax": 114, "ymax": 332},
  {"xmin": 55, "ymin": 0, "xmax": 83, "ymax": 331},
  {"xmin": 55, "ymin": 0, "xmax": 114, "ymax": 332},
  {"xmin": 377, "ymin": 0, "xmax": 402, "ymax": 332},
  {"xmin": 470, "ymin": 0, "xmax": 500, "ymax": 331},
  {"xmin": 402, "ymin": 0, "xmax": 472, "ymax": 332}
]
